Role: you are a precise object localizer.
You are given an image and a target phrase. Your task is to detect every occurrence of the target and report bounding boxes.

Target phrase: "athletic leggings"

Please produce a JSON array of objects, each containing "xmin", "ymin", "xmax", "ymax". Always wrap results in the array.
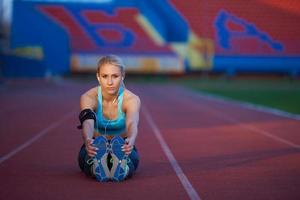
[{"xmin": 78, "ymin": 144, "xmax": 140, "ymax": 179}]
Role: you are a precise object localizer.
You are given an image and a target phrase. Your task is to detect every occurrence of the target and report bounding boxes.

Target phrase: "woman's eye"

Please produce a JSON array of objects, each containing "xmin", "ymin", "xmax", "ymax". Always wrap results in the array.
[{"xmin": 102, "ymin": 75, "xmax": 107, "ymax": 78}]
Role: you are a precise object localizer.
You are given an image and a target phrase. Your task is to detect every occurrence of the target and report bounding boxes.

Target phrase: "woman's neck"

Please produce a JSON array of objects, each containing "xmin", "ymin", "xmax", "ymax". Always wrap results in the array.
[{"xmin": 102, "ymin": 92, "xmax": 118, "ymax": 104}]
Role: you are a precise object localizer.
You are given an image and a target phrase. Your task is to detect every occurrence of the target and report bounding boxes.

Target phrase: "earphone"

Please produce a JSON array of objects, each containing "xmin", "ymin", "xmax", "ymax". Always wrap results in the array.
[
  {"xmin": 112, "ymin": 96, "xmax": 118, "ymax": 105},
  {"xmin": 104, "ymin": 95, "xmax": 118, "ymax": 135}
]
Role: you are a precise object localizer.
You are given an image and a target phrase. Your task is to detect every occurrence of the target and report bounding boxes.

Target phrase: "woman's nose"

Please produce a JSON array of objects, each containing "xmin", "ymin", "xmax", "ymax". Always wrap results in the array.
[{"xmin": 108, "ymin": 77, "xmax": 113, "ymax": 85}]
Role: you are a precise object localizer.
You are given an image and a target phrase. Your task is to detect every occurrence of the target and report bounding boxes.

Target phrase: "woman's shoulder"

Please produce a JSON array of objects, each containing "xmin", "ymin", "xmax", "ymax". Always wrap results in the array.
[
  {"xmin": 82, "ymin": 86, "xmax": 98, "ymax": 97},
  {"xmin": 80, "ymin": 86, "xmax": 99, "ymax": 110},
  {"xmin": 81, "ymin": 85, "xmax": 98, "ymax": 102},
  {"xmin": 123, "ymin": 89, "xmax": 141, "ymax": 105}
]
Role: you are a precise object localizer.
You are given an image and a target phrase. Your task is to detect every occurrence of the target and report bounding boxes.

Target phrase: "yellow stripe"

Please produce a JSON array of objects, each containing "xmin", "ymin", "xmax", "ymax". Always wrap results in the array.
[{"xmin": 135, "ymin": 14, "xmax": 165, "ymax": 46}]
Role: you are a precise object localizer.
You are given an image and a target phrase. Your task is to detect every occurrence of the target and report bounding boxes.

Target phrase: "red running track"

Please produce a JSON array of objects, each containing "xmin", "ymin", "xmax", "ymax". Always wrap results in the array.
[{"xmin": 0, "ymin": 79, "xmax": 300, "ymax": 200}]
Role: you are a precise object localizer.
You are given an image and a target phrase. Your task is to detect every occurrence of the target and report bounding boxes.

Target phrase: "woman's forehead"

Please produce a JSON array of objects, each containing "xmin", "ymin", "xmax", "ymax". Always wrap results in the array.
[{"xmin": 99, "ymin": 63, "xmax": 121, "ymax": 74}]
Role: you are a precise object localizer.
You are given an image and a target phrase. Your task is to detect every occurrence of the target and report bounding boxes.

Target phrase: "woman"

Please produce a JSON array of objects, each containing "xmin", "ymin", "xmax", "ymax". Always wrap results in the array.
[{"xmin": 77, "ymin": 55, "xmax": 140, "ymax": 182}]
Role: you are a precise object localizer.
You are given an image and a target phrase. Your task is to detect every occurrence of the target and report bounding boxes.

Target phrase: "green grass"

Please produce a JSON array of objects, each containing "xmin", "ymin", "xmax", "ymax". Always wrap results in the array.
[
  {"xmin": 128, "ymin": 76, "xmax": 300, "ymax": 115},
  {"xmin": 180, "ymin": 78, "xmax": 300, "ymax": 114}
]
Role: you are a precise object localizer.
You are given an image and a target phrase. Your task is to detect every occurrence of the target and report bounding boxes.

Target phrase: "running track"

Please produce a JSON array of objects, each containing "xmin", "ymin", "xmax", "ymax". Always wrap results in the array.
[{"xmin": 0, "ymin": 79, "xmax": 300, "ymax": 200}]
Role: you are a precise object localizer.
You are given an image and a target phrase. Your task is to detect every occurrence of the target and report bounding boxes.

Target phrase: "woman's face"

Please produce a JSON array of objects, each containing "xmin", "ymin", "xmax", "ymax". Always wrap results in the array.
[{"xmin": 97, "ymin": 63, "xmax": 122, "ymax": 95}]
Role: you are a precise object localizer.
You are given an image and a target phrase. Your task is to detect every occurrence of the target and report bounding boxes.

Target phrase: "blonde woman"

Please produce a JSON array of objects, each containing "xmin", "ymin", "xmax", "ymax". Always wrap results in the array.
[{"xmin": 78, "ymin": 55, "xmax": 140, "ymax": 182}]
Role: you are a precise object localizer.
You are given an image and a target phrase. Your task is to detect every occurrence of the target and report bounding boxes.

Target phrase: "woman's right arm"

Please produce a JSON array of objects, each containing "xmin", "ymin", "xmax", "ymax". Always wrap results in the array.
[{"xmin": 80, "ymin": 87, "xmax": 98, "ymax": 157}]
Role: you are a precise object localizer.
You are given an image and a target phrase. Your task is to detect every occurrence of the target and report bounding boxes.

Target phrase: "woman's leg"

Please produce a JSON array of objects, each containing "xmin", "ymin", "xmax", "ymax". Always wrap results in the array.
[
  {"xmin": 77, "ymin": 144, "xmax": 95, "ymax": 178},
  {"xmin": 78, "ymin": 144, "xmax": 85, "ymax": 171},
  {"xmin": 126, "ymin": 146, "xmax": 140, "ymax": 179}
]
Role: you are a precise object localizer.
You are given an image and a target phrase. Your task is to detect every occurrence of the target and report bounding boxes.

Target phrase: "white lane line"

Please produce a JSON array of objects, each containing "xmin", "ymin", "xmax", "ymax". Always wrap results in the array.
[
  {"xmin": 0, "ymin": 110, "xmax": 75, "ymax": 164},
  {"xmin": 179, "ymin": 88, "xmax": 300, "ymax": 149},
  {"xmin": 197, "ymin": 103, "xmax": 300, "ymax": 150},
  {"xmin": 142, "ymin": 106, "xmax": 201, "ymax": 200},
  {"xmin": 239, "ymin": 122, "xmax": 300, "ymax": 149},
  {"xmin": 223, "ymin": 114, "xmax": 300, "ymax": 149}
]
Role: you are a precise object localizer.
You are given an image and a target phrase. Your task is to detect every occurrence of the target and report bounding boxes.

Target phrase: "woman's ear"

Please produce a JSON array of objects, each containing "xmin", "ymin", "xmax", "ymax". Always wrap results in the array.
[{"xmin": 96, "ymin": 74, "xmax": 100, "ymax": 83}]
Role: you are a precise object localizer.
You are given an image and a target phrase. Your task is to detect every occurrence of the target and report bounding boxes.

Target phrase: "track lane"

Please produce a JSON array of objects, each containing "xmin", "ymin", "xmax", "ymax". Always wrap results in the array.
[
  {"xmin": 0, "ymin": 80, "xmax": 82, "ymax": 158},
  {"xmin": 133, "ymin": 84, "xmax": 300, "ymax": 200},
  {"xmin": 1, "ymin": 80, "xmax": 300, "ymax": 200},
  {"xmin": 0, "ymin": 109, "xmax": 190, "ymax": 200},
  {"xmin": 0, "ymin": 81, "xmax": 190, "ymax": 200}
]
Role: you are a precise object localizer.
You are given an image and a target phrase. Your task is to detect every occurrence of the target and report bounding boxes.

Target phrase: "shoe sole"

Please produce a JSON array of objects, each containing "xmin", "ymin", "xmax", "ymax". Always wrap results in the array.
[
  {"xmin": 92, "ymin": 136, "xmax": 110, "ymax": 182},
  {"xmin": 110, "ymin": 136, "xmax": 128, "ymax": 182}
]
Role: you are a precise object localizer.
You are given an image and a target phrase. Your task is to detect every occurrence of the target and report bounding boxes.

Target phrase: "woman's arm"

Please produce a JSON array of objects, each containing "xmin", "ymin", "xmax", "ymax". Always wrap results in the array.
[
  {"xmin": 123, "ymin": 93, "xmax": 141, "ymax": 155},
  {"xmin": 80, "ymin": 87, "xmax": 98, "ymax": 157}
]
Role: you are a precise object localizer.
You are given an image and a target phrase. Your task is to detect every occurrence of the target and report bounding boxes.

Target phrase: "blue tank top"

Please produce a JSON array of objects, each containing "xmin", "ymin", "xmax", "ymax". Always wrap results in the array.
[{"xmin": 95, "ymin": 86, "xmax": 126, "ymax": 135}]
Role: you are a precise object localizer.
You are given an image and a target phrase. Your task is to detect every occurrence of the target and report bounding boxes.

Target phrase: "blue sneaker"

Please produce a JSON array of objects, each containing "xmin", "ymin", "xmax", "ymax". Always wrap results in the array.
[
  {"xmin": 110, "ymin": 136, "xmax": 129, "ymax": 182},
  {"xmin": 91, "ymin": 136, "xmax": 111, "ymax": 182}
]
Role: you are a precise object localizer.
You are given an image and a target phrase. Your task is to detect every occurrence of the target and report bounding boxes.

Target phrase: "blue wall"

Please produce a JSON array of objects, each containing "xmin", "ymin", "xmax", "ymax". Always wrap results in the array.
[{"xmin": 6, "ymin": 0, "xmax": 300, "ymax": 77}]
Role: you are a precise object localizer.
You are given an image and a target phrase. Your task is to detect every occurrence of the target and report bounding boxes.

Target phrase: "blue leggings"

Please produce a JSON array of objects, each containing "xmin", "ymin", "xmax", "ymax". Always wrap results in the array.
[{"xmin": 78, "ymin": 143, "xmax": 140, "ymax": 179}]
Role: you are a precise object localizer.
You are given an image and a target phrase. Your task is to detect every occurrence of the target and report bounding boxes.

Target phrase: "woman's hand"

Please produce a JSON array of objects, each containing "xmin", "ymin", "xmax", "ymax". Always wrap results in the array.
[
  {"xmin": 85, "ymin": 138, "xmax": 98, "ymax": 157},
  {"xmin": 122, "ymin": 138, "xmax": 134, "ymax": 155}
]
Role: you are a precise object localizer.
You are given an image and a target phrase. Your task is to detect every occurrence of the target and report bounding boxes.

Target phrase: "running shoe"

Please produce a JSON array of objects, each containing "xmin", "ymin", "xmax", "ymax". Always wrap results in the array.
[
  {"xmin": 110, "ymin": 136, "xmax": 129, "ymax": 182},
  {"xmin": 91, "ymin": 136, "xmax": 110, "ymax": 182}
]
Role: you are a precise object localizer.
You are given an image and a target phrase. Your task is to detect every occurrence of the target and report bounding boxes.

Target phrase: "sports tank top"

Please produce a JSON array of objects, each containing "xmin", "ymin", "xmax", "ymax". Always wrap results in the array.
[{"xmin": 95, "ymin": 86, "xmax": 126, "ymax": 135}]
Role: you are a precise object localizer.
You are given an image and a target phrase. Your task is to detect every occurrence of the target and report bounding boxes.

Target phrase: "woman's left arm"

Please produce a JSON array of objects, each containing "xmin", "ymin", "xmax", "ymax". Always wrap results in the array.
[{"xmin": 123, "ymin": 94, "xmax": 141, "ymax": 155}]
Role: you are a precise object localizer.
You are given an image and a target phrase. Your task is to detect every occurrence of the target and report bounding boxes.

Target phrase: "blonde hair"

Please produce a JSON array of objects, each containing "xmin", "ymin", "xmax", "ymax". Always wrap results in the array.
[{"xmin": 97, "ymin": 55, "xmax": 125, "ymax": 78}]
